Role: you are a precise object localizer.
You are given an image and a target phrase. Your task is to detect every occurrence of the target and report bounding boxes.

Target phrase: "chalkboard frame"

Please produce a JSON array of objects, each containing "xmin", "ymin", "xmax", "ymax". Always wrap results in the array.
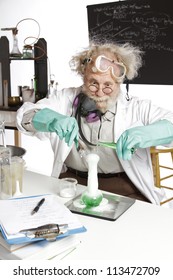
[{"xmin": 87, "ymin": 0, "xmax": 173, "ymax": 85}]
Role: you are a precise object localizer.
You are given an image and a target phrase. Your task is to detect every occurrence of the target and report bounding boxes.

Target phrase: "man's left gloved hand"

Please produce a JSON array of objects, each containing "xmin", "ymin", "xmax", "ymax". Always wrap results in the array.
[{"xmin": 116, "ymin": 119, "xmax": 173, "ymax": 160}]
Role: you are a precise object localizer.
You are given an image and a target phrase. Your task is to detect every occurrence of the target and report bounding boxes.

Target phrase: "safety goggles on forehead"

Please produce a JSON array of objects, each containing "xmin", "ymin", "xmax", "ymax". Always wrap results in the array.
[{"xmin": 93, "ymin": 55, "xmax": 126, "ymax": 80}]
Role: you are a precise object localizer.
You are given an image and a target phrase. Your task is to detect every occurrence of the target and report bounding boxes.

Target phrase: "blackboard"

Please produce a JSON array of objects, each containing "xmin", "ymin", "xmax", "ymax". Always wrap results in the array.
[{"xmin": 87, "ymin": 0, "xmax": 173, "ymax": 85}]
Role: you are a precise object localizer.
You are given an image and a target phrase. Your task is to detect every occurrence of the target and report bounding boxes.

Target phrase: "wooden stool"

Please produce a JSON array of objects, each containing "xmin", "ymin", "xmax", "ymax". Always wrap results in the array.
[{"xmin": 150, "ymin": 146, "xmax": 173, "ymax": 205}]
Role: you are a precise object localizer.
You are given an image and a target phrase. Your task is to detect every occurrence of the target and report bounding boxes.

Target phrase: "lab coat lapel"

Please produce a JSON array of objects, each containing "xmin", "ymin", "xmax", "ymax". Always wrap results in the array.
[{"xmin": 114, "ymin": 91, "xmax": 128, "ymax": 142}]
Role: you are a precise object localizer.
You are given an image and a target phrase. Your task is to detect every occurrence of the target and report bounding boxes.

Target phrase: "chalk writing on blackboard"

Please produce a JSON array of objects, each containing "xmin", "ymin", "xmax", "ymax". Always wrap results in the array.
[{"xmin": 87, "ymin": 0, "xmax": 173, "ymax": 85}]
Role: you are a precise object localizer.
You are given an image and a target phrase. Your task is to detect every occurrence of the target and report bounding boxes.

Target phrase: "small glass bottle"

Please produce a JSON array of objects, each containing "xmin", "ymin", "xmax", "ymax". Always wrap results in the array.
[{"xmin": 22, "ymin": 45, "xmax": 33, "ymax": 59}]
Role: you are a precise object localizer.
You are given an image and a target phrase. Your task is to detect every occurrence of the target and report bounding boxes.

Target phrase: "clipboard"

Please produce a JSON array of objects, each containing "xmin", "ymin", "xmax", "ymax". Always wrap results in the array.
[
  {"xmin": 65, "ymin": 192, "xmax": 135, "ymax": 221},
  {"xmin": 19, "ymin": 223, "xmax": 69, "ymax": 242},
  {"xmin": 0, "ymin": 194, "xmax": 86, "ymax": 245}
]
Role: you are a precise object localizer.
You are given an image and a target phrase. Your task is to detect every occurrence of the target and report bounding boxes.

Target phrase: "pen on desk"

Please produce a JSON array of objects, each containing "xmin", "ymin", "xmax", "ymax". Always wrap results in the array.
[{"xmin": 31, "ymin": 198, "xmax": 45, "ymax": 215}]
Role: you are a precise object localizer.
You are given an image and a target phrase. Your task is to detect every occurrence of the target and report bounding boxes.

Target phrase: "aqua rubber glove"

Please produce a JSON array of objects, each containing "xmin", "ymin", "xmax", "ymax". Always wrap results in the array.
[
  {"xmin": 32, "ymin": 108, "xmax": 79, "ymax": 147},
  {"xmin": 117, "ymin": 119, "xmax": 173, "ymax": 160}
]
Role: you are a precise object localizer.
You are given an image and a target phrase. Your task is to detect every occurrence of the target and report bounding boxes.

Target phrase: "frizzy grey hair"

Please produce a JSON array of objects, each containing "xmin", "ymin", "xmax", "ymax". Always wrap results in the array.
[{"xmin": 69, "ymin": 42, "xmax": 143, "ymax": 81}]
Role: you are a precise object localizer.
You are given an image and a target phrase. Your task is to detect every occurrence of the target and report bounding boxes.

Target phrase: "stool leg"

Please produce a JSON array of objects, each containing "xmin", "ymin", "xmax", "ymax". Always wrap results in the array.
[
  {"xmin": 160, "ymin": 196, "xmax": 173, "ymax": 205},
  {"xmin": 151, "ymin": 148, "xmax": 173, "ymax": 205},
  {"xmin": 151, "ymin": 152, "xmax": 161, "ymax": 187},
  {"xmin": 155, "ymin": 153, "xmax": 161, "ymax": 187},
  {"xmin": 151, "ymin": 153, "xmax": 156, "ymax": 185}
]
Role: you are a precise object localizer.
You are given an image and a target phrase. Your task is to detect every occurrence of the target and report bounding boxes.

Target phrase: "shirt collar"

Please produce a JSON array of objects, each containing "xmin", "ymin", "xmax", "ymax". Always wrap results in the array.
[{"xmin": 101, "ymin": 104, "xmax": 116, "ymax": 122}]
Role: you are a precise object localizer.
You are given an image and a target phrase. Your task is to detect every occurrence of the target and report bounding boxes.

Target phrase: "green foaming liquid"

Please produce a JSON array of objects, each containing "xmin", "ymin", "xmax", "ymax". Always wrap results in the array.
[{"xmin": 81, "ymin": 191, "xmax": 103, "ymax": 207}]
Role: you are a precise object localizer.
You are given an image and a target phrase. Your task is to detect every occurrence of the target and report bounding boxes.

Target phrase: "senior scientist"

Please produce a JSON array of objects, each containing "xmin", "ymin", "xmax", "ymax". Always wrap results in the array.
[{"xmin": 16, "ymin": 42, "xmax": 173, "ymax": 206}]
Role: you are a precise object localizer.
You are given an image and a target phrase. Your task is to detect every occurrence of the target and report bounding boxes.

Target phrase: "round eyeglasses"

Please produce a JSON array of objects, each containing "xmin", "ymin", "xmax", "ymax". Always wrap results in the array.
[{"xmin": 88, "ymin": 84, "xmax": 113, "ymax": 94}]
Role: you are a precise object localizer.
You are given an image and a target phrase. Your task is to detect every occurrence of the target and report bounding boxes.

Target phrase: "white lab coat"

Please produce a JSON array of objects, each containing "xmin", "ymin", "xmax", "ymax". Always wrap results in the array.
[{"xmin": 16, "ymin": 86, "xmax": 173, "ymax": 206}]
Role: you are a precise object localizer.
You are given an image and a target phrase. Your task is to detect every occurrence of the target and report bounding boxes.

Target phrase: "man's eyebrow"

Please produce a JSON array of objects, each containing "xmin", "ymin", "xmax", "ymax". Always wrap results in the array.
[{"xmin": 88, "ymin": 78, "xmax": 98, "ymax": 83}]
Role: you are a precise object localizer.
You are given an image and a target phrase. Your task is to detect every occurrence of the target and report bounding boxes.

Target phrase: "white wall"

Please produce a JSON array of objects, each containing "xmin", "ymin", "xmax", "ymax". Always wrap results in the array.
[{"xmin": 0, "ymin": 0, "xmax": 173, "ymax": 175}]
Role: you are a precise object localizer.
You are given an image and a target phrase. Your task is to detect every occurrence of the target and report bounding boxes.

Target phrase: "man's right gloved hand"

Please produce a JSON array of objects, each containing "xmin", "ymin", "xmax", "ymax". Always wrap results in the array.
[{"xmin": 32, "ymin": 108, "xmax": 78, "ymax": 147}]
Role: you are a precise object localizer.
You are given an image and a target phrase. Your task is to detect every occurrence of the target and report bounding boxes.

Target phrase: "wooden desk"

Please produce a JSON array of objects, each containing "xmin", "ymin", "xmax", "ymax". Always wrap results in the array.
[{"xmin": 22, "ymin": 170, "xmax": 173, "ymax": 261}]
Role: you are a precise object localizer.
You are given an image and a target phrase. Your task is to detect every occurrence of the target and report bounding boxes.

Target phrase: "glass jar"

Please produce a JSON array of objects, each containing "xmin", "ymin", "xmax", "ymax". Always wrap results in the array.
[{"xmin": 22, "ymin": 45, "xmax": 33, "ymax": 59}]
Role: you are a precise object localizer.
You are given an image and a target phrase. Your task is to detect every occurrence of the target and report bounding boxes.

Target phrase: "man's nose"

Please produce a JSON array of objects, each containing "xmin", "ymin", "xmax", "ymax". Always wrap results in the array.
[{"xmin": 95, "ymin": 88, "xmax": 104, "ymax": 97}]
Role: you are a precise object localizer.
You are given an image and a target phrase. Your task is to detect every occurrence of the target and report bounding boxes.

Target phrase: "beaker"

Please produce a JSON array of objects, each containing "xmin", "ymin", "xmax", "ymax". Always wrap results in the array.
[
  {"xmin": 0, "ymin": 146, "xmax": 12, "ymax": 199},
  {"xmin": 59, "ymin": 178, "xmax": 77, "ymax": 198}
]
